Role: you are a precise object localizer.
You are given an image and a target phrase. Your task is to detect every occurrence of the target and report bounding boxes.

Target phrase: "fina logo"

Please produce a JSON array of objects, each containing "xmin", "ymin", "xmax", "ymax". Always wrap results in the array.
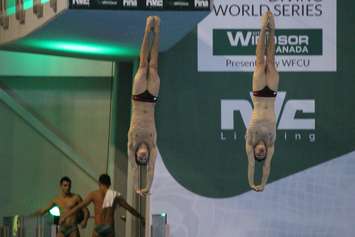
[
  {"xmin": 146, "ymin": 0, "xmax": 163, "ymax": 7},
  {"xmin": 72, "ymin": 0, "xmax": 89, "ymax": 5},
  {"xmin": 194, "ymin": 0, "xmax": 208, "ymax": 7},
  {"xmin": 123, "ymin": 0, "xmax": 137, "ymax": 6},
  {"xmin": 220, "ymin": 92, "xmax": 316, "ymax": 142}
]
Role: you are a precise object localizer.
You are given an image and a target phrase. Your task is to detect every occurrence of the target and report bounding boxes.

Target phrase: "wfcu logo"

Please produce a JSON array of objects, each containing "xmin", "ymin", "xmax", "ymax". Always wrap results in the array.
[
  {"xmin": 72, "ymin": 0, "xmax": 89, "ymax": 5},
  {"xmin": 220, "ymin": 92, "xmax": 316, "ymax": 143}
]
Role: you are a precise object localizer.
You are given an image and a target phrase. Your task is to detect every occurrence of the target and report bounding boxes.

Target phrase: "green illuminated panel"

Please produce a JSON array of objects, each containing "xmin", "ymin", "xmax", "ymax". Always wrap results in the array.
[
  {"xmin": 0, "ymin": 50, "xmax": 113, "ymax": 77},
  {"xmin": 23, "ymin": 0, "xmax": 33, "ymax": 10},
  {"xmin": 21, "ymin": 39, "xmax": 139, "ymax": 57},
  {"xmin": 6, "ymin": 0, "xmax": 16, "ymax": 15},
  {"xmin": 6, "ymin": 7, "xmax": 16, "ymax": 16}
]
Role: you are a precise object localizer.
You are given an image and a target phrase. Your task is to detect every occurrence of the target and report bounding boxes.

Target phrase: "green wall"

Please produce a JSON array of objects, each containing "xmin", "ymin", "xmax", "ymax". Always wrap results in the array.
[{"xmin": 0, "ymin": 51, "xmax": 115, "ymax": 236}]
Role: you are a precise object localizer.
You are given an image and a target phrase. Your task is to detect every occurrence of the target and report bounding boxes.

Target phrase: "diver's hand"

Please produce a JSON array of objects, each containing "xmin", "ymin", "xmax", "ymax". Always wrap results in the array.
[
  {"xmin": 141, "ymin": 188, "xmax": 149, "ymax": 195},
  {"xmin": 136, "ymin": 188, "xmax": 150, "ymax": 197},
  {"xmin": 136, "ymin": 189, "xmax": 144, "ymax": 197},
  {"xmin": 250, "ymin": 184, "xmax": 258, "ymax": 192},
  {"xmin": 255, "ymin": 185, "xmax": 264, "ymax": 192}
]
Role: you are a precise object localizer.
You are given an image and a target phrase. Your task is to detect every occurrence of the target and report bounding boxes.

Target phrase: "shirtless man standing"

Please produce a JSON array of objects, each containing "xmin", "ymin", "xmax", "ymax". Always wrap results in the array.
[
  {"xmin": 34, "ymin": 176, "xmax": 89, "ymax": 237},
  {"xmin": 128, "ymin": 16, "xmax": 160, "ymax": 196},
  {"xmin": 245, "ymin": 11, "xmax": 279, "ymax": 192},
  {"xmin": 60, "ymin": 174, "xmax": 144, "ymax": 237}
]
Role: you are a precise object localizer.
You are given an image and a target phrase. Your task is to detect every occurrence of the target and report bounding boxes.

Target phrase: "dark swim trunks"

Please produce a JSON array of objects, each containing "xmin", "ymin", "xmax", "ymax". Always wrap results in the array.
[
  {"xmin": 59, "ymin": 225, "xmax": 78, "ymax": 237},
  {"xmin": 253, "ymin": 86, "xmax": 277, "ymax": 97},
  {"xmin": 132, "ymin": 90, "xmax": 158, "ymax": 103},
  {"xmin": 95, "ymin": 224, "xmax": 113, "ymax": 237}
]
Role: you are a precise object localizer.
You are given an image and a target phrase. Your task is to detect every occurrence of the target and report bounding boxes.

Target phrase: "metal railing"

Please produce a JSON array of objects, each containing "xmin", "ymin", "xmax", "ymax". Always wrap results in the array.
[
  {"xmin": 0, "ymin": 0, "xmax": 9, "ymax": 29},
  {"xmin": 1, "ymin": 215, "xmax": 56, "ymax": 237}
]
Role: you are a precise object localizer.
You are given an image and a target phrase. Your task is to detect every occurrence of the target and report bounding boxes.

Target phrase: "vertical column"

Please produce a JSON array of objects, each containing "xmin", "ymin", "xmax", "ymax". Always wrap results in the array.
[
  {"xmin": 15, "ymin": 0, "xmax": 25, "ymax": 24},
  {"xmin": 109, "ymin": 60, "xmax": 148, "ymax": 236},
  {"xmin": 33, "ymin": 0, "xmax": 43, "ymax": 18},
  {"xmin": 49, "ymin": 0, "xmax": 56, "ymax": 12},
  {"xmin": 145, "ymin": 194, "xmax": 151, "ymax": 237},
  {"xmin": 111, "ymin": 61, "xmax": 135, "ymax": 237}
]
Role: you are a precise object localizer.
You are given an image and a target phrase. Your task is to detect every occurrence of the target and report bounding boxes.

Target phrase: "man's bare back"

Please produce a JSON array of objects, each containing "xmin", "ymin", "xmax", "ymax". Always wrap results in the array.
[
  {"xmin": 86, "ymin": 190, "xmax": 105, "ymax": 225},
  {"xmin": 60, "ymin": 175, "xmax": 136, "ymax": 237}
]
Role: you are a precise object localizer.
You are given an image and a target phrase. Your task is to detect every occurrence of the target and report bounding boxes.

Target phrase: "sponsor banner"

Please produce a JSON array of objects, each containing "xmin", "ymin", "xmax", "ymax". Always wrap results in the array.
[
  {"xmin": 220, "ymin": 92, "xmax": 316, "ymax": 144},
  {"xmin": 198, "ymin": 0, "xmax": 337, "ymax": 71},
  {"xmin": 69, "ymin": 0, "xmax": 211, "ymax": 10},
  {"xmin": 213, "ymin": 29, "xmax": 323, "ymax": 56}
]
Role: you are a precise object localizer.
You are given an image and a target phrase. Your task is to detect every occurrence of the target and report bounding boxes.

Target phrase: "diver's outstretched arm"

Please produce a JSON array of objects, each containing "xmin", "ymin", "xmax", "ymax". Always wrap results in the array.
[
  {"xmin": 128, "ymin": 145, "xmax": 140, "ymax": 192},
  {"xmin": 139, "ymin": 147, "xmax": 157, "ymax": 195},
  {"xmin": 146, "ymin": 147, "xmax": 157, "ymax": 192},
  {"xmin": 257, "ymin": 146, "xmax": 274, "ymax": 191},
  {"xmin": 246, "ymin": 143, "xmax": 257, "ymax": 191}
]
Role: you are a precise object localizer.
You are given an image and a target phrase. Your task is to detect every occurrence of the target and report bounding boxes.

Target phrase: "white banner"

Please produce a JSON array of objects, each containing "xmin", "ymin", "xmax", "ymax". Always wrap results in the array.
[
  {"xmin": 198, "ymin": 0, "xmax": 337, "ymax": 72},
  {"xmin": 151, "ymin": 151, "xmax": 355, "ymax": 237}
]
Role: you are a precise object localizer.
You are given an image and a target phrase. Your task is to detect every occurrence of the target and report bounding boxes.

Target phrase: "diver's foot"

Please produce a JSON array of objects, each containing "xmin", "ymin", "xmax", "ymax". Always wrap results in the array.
[
  {"xmin": 145, "ymin": 16, "xmax": 154, "ymax": 32},
  {"xmin": 267, "ymin": 11, "xmax": 275, "ymax": 32},
  {"xmin": 153, "ymin": 16, "xmax": 160, "ymax": 33}
]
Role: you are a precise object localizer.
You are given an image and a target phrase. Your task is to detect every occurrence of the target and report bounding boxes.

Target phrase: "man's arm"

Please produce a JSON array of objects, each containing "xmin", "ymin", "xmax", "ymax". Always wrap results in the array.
[
  {"xmin": 32, "ymin": 200, "xmax": 55, "ymax": 216},
  {"xmin": 257, "ymin": 146, "xmax": 275, "ymax": 191},
  {"xmin": 128, "ymin": 145, "xmax": 140, "ymax": 192},
  {"xmin": 246, "ymin": 143, "xmax": 257, "ymax": 191},
  {"xmin": 141, "ymin": 147, "xmax": 157, "ymax": 194},
  {"xmin": 116, "ymin": 196, "xmax": 144, "ymax": 222},
  {"xmin": 77, "ymin": 195, "xmax": 90, "ymax": 228},
  {"xmin": 60, "ymin": 193, "xmax": 93, "ymax": 224}
]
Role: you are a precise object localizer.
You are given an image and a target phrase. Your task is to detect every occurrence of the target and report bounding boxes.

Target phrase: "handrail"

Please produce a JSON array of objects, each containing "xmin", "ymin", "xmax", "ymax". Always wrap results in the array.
[
  {"xmin": 2, "ymin": 215, "xmax": 55, "ymax": 237},
  {"xmin": 0, "ymin": 0, "xmax": 9, "ymax": 29}
]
